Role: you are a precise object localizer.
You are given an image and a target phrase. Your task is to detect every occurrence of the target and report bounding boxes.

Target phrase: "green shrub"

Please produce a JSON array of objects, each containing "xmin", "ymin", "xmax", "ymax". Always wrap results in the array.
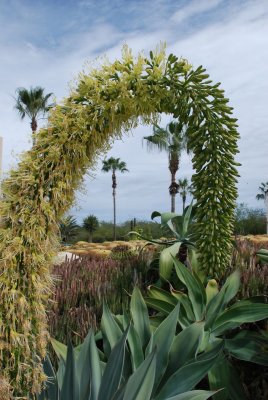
[
  {"xmin": 145, "ymin": 260, "xmax": 268, "ymax": 399},
  {"xmin": 234, "ymin": 203, "xmax": 266, "ymax": 235},
  {"xmin": 68, "ymin": 219, "xmax": 163, "ymax": 243},
  {"xmin": 38, "ymin": 289, "xmax": 222, "ymax": 400}
]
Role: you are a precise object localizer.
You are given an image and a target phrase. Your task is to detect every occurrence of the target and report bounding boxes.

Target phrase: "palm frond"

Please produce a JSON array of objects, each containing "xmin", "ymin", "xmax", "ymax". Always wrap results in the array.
[
  {"xmin": 256, "ymin": 194, "xmax": 265, "ymax": 200},
  {"xmin": 14, "ymin": 86, "xmax": 54, "ymax": 124},
  {"xmin": 256, "ymin": 182, "xmax": 268, "ymax": 200},
  {"xmin": 144, "ymin": 120, "xmax": 188, "ymax": 155},
  {"xmin": 102, "ymin": 157, "xmax": 129, "ymax": 172},
  {"xmin": 143, "ymin": 133, "xmax": 169, "ymax": 152}
]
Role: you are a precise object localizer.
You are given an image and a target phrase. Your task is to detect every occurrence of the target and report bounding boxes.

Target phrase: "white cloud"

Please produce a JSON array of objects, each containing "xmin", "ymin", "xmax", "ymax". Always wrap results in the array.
[
  {"xmin": 171, "ymin": 0, "xmax": 223, "ymax": 24},
  {"xmin": 0, "ymin": 0, "xmax": 267, "ymax": 222}
]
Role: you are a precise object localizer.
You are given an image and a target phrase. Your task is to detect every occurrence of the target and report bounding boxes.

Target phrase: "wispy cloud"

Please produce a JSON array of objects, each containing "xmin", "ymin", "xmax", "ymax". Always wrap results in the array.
[
  {"xmin": 171, "ymin": 0, "xmax": 223, "ymax": 24},
  {"xmin": 0, "ymin": 0, "xmax": 267, "ymax": 221}
]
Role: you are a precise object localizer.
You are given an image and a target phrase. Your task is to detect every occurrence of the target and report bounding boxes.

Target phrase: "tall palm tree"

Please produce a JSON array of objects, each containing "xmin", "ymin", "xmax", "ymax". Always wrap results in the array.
[
  {"xmin": 83, "ymin": 215, "xmax": 99, "ymax": 242},
  {"xmin": 256, "ymin": 182, "xmax": 268, "ymax": 234},
  {"xmin": 177, "ymin": 177, "xmax": 193, "ymax": 213},
  {"xmin": 102, "ymin": 157, "xmax": 129, "ymax": 240},
  {"xmin": 14, "ymin": 86, "xmax": 54, "ymax": 145},
  {"xmin": 144, "ymin": 121, "xmax": 187, "ymax": 212}
]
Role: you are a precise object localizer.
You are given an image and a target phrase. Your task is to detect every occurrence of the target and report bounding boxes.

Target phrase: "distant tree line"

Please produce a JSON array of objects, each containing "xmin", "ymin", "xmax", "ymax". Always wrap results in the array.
[
  {"xmin": 60, "ymin": 203, "xmax": 266, "ymax": 244},
  {"xmin": 60, "ymin": 217, "xmax": 163, "ymax": 244},
  {"xmin": 234, "ymin": 203, "xmax": 266, "ymax": 235}
]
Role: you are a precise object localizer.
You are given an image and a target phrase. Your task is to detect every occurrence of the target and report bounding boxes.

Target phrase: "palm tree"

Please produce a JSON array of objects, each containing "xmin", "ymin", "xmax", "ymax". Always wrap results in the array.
[
  {"xmin": 144, "ymin": 121, "xmax": 187, "ymax": 212},
  {"xmin": 102, "ymin": 157, "xmax": 129, "ymax": 240},
  {"xmin": 256, "ymin": 182, "xmax": 268, "ymax": 234},
  {"xmin": 83, "ymin": 215, "xmax": 99, "ymax": 242},
  {"xmin": 177, "ymin": 177, "xmax": 193, "ymax": 213},
  {"xmin": 59, "ymin": 215, "xmax": 79, "ymax": 244},
  {"xmin": 14, "ymin": 86, "xmax": 54, "ymax": 145}
]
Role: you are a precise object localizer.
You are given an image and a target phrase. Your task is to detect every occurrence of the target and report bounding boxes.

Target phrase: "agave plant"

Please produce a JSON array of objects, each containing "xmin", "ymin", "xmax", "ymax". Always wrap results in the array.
[
  {"xmin": 37, "ymin": 289, "xmax": 223, "ymax": 400},
  {"xmin": 256, "ymin": 248, "xmax": 268, "ymax": 264},
  {"xmin": 145, "ymin": 259, "xmax": 268, "ymax": 399},
  {"xmin": 129, "ymin": 203, "xmax": 198, "ymax": 282}
]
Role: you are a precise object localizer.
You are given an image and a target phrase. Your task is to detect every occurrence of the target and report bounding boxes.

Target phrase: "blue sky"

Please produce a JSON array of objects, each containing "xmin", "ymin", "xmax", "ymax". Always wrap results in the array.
[{"xmin": 0, "ymin": 0, "xmax": 268, "ymax": 222}]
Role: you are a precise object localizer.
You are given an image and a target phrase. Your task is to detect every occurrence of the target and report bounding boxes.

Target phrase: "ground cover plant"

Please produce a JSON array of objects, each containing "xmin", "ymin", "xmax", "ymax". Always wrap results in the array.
[
  {"xmin": 48, "ymin": 246, "xmax": 154, "ymax": 344},
  {"xmin": 0, "ymin": 46, "xmax": 240, "ymax": 395}
]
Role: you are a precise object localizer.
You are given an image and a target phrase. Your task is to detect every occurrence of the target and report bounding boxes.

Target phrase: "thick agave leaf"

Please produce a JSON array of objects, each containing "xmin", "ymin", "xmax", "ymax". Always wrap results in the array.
[
  {"xmin": 166, "ymin": 390, "xmax": 222, "ymax": 400},
  {"xmin": 163, "ymin": 322, "xmax": 205, "ymax": 382},
  {"xmin": 256, "ymin": 249, "xmax": 268, "ymax": 255},
  {"xmin": 51, "ymin": 338, "xmax": 67, "ymax": 361},
  {"xmin": 101, "ymin": 302, "xmax": 123, "ymax": 354},
  {"xmin": 151, "ymin": 211, "xmax": 180, "ymax": 227},
  {"xmin": 146, "ymin": 303, "xmax": 180, "ymax": 390},
  {"xmin": 208, "ymin": 358, "xmax": 230, "ymax": 400},
  {"xmin": 145, "ymin": 297, "xmax": 174, "ymax": 315},
  {"xmin": 60, "ymin": 341, "xmax": 79, "ymax": 400},
  {"xmin": 208, "ymin": 357, "xmax": 246, "ymax": 400},
  {"xmin": 167, "ymin": 218, "xmax": 183, "ymax": 239},
  {"xmin": 146, "ymin": 288, "xmax": 193, "ymax": 329},
  {"xmin": 155, "ymin": 341, "xmax": 223, "ymax": 400},
  {"xmin": 225, "ymin": 330, "xmax": 268, "ymax": 366},
  {"xmin": 122, "ymin": 350, "xmax": 156, "ymax": 400},
  {"xmin": 173, "ymin": 257, "xmax": 206, "ymax": 320},
  {"xmin": 159, "ymin": 242, "xmax": 182, "ymax": 281},
  {"xmin": 188, "ymin": 248, "xmax": 204, "ymax": 280},
  {"xmin": 130, "ymin": 287, "xmax": 151, "ymax": 350},
  {"xmin": 38, "ymin": 356, "xmax": 59, "ymax": 400},
  {"xmin": 256, "ymin": 249, "xmax": 268, "ymax": 263},
  {"xmin": 147, "ymin": 286, "xmax": 178, "ymax": 306},
  {"xmin": 149, "ymin": 315, "xmax": 166, "ymax": 330},
  {"xmin": 122, "ymin": 312, "xmax": 144, "ymax": 370},
  {"xmin": 76, "ymin": 330, "xmax": 101, "ymax": 400},
  {"xmin": 212, "ymin": 297, "xmax": 268, "ymax": 336},
  {"xmin": 57, "ymin": 357, "xmax": 65, "ymax": 390},
  {"xmin": 170, "ymin": 289, "xmax": 195, "ymax": 324},
  {"xmin": 97, "ymin": 327, "xmax": 129, "ymax": 400},
  {"xmin": 205, "ymin": 271, "xmax": 240, "ymax": 330},
  {"xmin": 181, "ymin": 201, "xmax": 194, "ymax": 238}
]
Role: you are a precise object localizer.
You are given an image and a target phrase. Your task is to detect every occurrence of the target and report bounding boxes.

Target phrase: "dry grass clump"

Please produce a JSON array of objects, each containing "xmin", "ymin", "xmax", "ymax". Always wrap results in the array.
[
  {"xmin": 232, "ymin": 235, "xmax": 268, "ymax": 269},
  {"xmin": 231, "ymin": 235, "xmax": 268, "ymax": 300},
  {"xmin": 0, "ymin": 375, "xmax": 12, "ymax": 400},
  {"xmin": 239, "ymin": 264, "xmax": 268, "ymax": 298},
  {"xmin": 65, "ymin": 240, "xmax": 151, "ymax": 255},
  {"xmin": 85, "ymin": 249, "xmax": 112, "ymax": 258}
]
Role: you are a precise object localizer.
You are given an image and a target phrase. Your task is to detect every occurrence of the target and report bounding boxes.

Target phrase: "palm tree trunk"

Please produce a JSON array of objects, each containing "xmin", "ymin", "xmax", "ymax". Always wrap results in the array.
[
  {"xmin": 182, "ymin": 195, "xmax": 186, "ymax": 212},
  {"xmin": 31, "ymin": 117, "xmax": 37, "ymax": 146},
  {"xmin": 112, "ymin": 171, "xmax": 117, "ymax": 241},
  {"xmin": 88, "ymin": 232, "xmax": 93, "ymax": 243},
  {"xmin": 171, "ymin": 192, "xmax": 175, "ymax": 213},
  {"xmin": 169, "ymin": 171, "xmax": 177, "ymax": 213},
  {"xmin": 169, "ymin": 154, "xmax": 179, "ymax": 213},
  {"xmin": 113, "ymin": 189, "xmax": 116, "ymax": 240}
]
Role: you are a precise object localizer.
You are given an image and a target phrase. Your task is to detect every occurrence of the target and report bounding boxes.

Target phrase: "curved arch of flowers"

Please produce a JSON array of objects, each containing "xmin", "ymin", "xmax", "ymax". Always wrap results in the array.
[{"xmin": 0, "ymin": 46, "xmax": 239, "ymax": 394}]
